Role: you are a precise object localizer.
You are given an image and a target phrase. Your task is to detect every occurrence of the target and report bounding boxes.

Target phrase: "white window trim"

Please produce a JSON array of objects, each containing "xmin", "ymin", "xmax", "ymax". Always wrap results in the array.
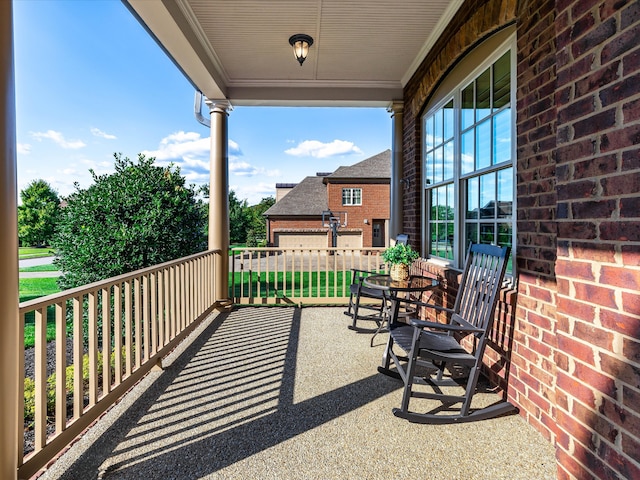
[
  {"xmin": 342, "ymin": 188, "xmax": 362, "ymax": 206},
  {"xmin": 420, "ymin": 34, "xmax": 517, "ymax": 274}
]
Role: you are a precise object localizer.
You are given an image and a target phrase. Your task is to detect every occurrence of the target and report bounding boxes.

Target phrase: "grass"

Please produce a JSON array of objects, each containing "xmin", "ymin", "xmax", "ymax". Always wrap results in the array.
[
  {"xmin": 230, "ymin": 271, "xmax": 350, "ymax": 298},
  {"xmin": 20, "ymin": 277, "xmax": 62, "ymax": 349},
  {"xmin": 19, "ymin": 264, "xmax": 59, "ymax": 273},
  {"xmin": 19, "ymin": 247, "xmax": 54, "ymax": 260}
]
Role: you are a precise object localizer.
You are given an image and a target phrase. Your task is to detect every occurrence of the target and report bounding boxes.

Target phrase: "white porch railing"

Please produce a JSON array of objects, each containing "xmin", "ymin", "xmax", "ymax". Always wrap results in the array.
[
  {"xmin": 231, "ymin": 247, "xmax": 387, "ymax": 305},
  {"xmin": 18, "ymin": 249, "xmax": 223, "ymax": 479}
]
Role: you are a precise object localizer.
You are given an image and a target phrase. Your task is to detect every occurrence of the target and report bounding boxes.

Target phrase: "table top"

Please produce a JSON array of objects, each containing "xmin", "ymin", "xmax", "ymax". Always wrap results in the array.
[{"xmin": 363, "ymin": 274, "xmax": 438, "ymax": 292}]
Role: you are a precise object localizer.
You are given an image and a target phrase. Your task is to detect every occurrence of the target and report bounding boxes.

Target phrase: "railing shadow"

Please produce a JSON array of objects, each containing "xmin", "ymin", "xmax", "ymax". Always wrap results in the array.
[{"xmin": 51, "ymin": 307, "xmax": 401, "ymax": 479}]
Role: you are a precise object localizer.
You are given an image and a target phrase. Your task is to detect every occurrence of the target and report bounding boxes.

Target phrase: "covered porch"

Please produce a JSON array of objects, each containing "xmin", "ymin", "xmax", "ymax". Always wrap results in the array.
[{"xmin": 37, "ymin": 306, "xmax": 555, "ymax": 480}]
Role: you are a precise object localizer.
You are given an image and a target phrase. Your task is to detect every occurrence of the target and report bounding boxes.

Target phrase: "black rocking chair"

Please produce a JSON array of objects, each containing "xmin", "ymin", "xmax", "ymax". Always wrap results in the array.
[{"xmin": 378, "ymin": 243, "xmax": 516, "ymax": 424}]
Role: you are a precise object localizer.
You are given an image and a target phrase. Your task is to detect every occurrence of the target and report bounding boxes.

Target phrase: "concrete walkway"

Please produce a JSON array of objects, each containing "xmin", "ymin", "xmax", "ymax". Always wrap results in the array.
[
  {"xmin": 37, "ymin": 307, "xmax": 557, "ymax": 480},
  {"xmin": 19, "ymin": 256, "xmax": 61, "ymax": 278}
]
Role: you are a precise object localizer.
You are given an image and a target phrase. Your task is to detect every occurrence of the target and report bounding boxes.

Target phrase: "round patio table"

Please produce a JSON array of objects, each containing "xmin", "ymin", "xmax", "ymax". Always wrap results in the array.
[{"xmin": 363, "ymin": 274, "xmax": 439, "ymax": 346}]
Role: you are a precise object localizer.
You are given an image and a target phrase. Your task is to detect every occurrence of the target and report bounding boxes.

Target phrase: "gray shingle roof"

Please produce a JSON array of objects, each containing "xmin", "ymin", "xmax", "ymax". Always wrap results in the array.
[
  {"xmin": 328, "ymin": 149, "xmax": 391, "ymax": 180},
  {"xmin": 264, "ymin": 176, "xmax": 328, "ymax": 216},
  {"xmin": 264, "ymin": 150, "xmax": 391, "ymax": 217}
]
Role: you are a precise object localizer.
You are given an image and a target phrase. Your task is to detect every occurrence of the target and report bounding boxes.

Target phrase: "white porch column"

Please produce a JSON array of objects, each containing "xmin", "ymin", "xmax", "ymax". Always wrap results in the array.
[
  {"xmin": 0, "ymin": 1, "xmax": 19, "ymax": 478},
  {"xmin": 206, "ymin": 100, "xmax": 231, "ymax": 301},
  {"xmin": 388, "ymin": 101, "xmax": 404, "ymax": 240}
]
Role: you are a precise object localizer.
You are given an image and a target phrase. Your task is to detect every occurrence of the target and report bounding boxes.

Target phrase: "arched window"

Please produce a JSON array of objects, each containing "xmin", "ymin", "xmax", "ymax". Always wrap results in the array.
[{"xmin": 422, "ymin": 33, "xmax": 515, "ymax": 274}]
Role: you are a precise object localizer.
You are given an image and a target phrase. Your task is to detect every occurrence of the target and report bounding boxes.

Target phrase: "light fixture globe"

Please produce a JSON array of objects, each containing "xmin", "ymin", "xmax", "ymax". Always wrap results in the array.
[{"xmin": 288, "ymin": 34, "xmax": 313, "ymax": 66}]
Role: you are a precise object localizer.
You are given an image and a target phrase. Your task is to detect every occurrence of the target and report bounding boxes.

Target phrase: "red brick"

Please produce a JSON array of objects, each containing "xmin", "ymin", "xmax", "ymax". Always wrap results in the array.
[
  {"xmin": 597, "ymin": 440, "xmax": 640, "ymax": 480},
  {"xmin": 600, "ymin": 265, "xmax": 640, "ymax": 291},
  {"xmin": 573, "ymin": 401, "xmax": 618, "ymax": 444},
  {"xmin": 571, "ymin": 242, "xmax": 617, "ymax": 263},
  {"xmin": 557, "ymin": 370, "xmax": 596, "ymax": 407},
  {"xmin": 557, "ymin": 220, "xmax": 598, "ymax": 240},
  {"xmin": 623, "ymin": 385, "xmax": 640, "ymax": 416},
  {"xmin": 601, "ymin": 171, "xmax": 640, "ymax": 197},
  {"xmin": 622, "ymin": 432, "xmax": 640, "ymax": 464},
  {"xmin": 557, "ymin": 406, "xmax": 595, "ymax": 450},
  {"xmin": 572, "ymin": 440, "xmax": 621, "ymax": 480},
  {"xmin": 573, "ymin": 108, "xmax": 617, "ymax": 139},
  {"xmin": 623, "ymin": 290, "xmax": 640, "ymax": 314},
  {"xmin": 558, "ymin": 332, "xmax": 595, "ymax": 365},
  {"xmin": 556, "ymin": 259, "xmax": 594, "ymax": 281},
  {"xmin": 557, "ymin": 296, "xmax": 596, "ymax": 322},
  {"xmin": 600, "ymin": 352, "xmax": 640, "ymax": 390},
  {"xmin": 601, "ymin": 123, "xmax": 640, "ymax": 152},
  {"xmin": 574, "ymin": 361, "xmax": 618, "ymax": 399},
  {"xmin": 600, "ymin": 221, "xmax": 640, "ymax": 242},
  {"xmin": 623, "ymin": 338, "xmax": 640, "ymax": 366},
  {"xmin": 556, "ymin": 448, "xmax": 594, "ymax": 480},
  {"xmin": 575, "ymin": 282, "xmax": 618, "ymax": 309},
  {"xmin": 600, "ymin": 309, "xmax": 640, "ymax": 337}
]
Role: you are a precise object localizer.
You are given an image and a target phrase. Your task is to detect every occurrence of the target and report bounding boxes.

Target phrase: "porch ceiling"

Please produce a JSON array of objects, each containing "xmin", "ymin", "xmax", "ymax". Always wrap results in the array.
[{"xmin": 123, "ymin": 0, "xmax": 463, "ymax": 107}]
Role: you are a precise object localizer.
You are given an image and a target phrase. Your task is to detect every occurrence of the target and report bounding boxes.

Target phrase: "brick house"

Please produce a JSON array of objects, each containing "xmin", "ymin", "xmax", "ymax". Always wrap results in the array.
[{"xmin": 264, "ymin": 150, "xmax": 390, "ymax": 248}]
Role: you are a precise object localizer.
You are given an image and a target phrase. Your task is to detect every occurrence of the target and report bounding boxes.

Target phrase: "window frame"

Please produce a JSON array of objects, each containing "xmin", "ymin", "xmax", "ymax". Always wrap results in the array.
[
  {"xmin": 421, "ymin": 35, "xmax": 516, "ymax": 275},
  {"xmin": 342, "ymin": 188, "xmax": 362, "ymax": 206}
]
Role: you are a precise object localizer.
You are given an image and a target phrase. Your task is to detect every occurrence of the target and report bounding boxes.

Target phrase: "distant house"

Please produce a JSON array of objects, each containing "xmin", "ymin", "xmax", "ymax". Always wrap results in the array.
[{"xmin": 264, "ymin": 150, "xmax": 391, "ymax": 249}]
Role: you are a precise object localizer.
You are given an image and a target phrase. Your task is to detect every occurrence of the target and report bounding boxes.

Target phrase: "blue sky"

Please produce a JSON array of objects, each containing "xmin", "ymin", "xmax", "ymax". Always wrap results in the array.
[{"xmin": 13, "ymin": 1, "xmax": 391, "ymax": 205}]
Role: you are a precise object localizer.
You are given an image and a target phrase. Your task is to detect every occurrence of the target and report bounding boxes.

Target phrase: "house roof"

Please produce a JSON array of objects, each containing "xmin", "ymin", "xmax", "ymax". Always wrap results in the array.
[
  {"xmin": 264, "ymin": 150, "xmax": 390, "ymax": 217},
  {"xmin": 264, "ymin": 176, "xmax": 328, "ymax": 217},
  {"xmin": 327, "ymin": 149, "xmax": 391, "ymax": 181}
]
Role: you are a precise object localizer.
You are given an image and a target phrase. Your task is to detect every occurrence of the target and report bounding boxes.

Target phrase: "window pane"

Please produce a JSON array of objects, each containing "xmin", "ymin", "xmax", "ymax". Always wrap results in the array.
[
  {"xmin": 493, "ymin": 108, "xmax": 512, "ymax": 164},
  {"xmin": 461, "ymin": 83, "xmax": 474, "ymax": 130},
  {"xmin": 475, "ymin": 68, "xmax": 491, "ymax": 121},
  {"xmin": 497, "ymin": 168, "xmax": 513, "ymax": 219},
  {"xmin": 461, "ymin": 129, "xmax": 474, "ymax": 174},
  {"xmin": 446, "ymin": 184, "xmax": 455, "ymax": 221},
  {"xmin": 465, "ymin": 224, "xmax": 478, "ymax": 249},
  {"xmin": 480, "ymin": 173, "xmax": 496, "ymax": 219},
  {"xmin": 443, "ymin": 99, "xmax": 454, "ymax": 141},
  {"xmin": 434, "ymin": 146, "xmax": 443, "ymax": 183},
  {"xmin": 476, "ymin": 119, "xmax": 491, "ymax": 170},
  {"xmin": 497, "ymin": 222, "xmax": 512, "ymax": 248},
  {"xmin": 425, "ymin": 150, "xmax": 433, "ymax": 185},
  {"xmin": 354, "ymin": 189, "xmax": 361, "ymax": 205},
  {"xmin": 493, "ymin": 51, "xmax": 510, "ymax": 109},
  {"xmin": 425, "ymin": 115, "xmax": 434, "ymax": 150},
  {"xmin": 430, "ymin": 188, "xmax": 438, "ymax": 219},
  {"xmin": 466, "ymin": 177, "xmax": 478, "ymax": 219},
  {"xmin": 443, "ymin": 140, "xmax": 454, "ymax": 181},
  {"xmin": 434, "ymin": 108, "xmax": 443, "ymax": 145},
  {"xmin": 480, "ymin": 224, "xmax": 495, "ymax": 244}
]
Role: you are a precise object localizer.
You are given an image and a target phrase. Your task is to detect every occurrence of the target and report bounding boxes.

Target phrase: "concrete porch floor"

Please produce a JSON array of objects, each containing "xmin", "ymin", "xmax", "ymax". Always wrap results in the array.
[{"xmin": 38, "ymin": 307, "xmax": 556, "ymax": 480}]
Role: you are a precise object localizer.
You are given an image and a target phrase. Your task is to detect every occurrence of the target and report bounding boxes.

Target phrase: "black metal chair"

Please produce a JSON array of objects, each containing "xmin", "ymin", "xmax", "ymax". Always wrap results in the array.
[
  {"xmin": 378, "ymin": 243, "xmax": 515, "ymax": 423},
  {"xmin": 344, "ymin": 234, "xmax": 409, "ymax": 331}
]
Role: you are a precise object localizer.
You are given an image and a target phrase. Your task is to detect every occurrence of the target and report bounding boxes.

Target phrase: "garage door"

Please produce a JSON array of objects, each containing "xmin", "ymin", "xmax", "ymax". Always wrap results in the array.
[
  {"xmin": 275, "ymin": 232, "xmax": 328, "ymax": 248},
  {"xmin": 337, "ymin": 231, "xmax": 362, "ymax": 248}
]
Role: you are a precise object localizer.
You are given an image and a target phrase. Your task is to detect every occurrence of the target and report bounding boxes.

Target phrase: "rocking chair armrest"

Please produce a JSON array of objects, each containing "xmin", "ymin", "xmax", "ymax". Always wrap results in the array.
[
  {"xmin": 408, "ymin": 318, "xmax": 484, "ymax": 334},
  {"xmin": 390, "ymin": 296, "xmax": 454, "ymax": 315}
]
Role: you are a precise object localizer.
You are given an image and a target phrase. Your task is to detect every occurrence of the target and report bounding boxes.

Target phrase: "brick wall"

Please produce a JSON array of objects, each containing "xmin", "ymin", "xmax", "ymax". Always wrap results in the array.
[
  {"xmin": 553, "ymin": 0, "xmax": 640, "ymax": 478},
  {"xmin": 402, "ymin": 0, "xmax": 640, "ymax": 478},
  {"xmin": 513, "ymin": 0, "xmax": 559, "ymax": 446},
  {"xmin": 327, "ymin": 182, "xmax": 390, "ymax": 247}
]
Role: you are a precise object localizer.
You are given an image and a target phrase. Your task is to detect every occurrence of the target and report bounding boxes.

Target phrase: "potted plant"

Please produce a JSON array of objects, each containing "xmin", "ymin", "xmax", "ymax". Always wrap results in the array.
[{"xmin": 382, "ymin": 242, "xmax": 420, "ymax": 281}]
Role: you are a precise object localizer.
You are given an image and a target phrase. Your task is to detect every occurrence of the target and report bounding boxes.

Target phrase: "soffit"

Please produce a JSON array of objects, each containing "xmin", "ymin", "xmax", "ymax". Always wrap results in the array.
[{"xmin": 124, "ymin": 0, "xmax": 462, "ymax": 106}]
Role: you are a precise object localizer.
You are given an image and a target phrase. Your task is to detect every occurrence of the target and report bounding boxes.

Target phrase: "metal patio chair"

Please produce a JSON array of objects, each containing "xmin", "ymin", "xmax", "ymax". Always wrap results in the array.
[
  {"xmin": 344, "ymin": 234, "xmax": 408, "ymax": 331},
  {"xmin": 378, "ymin": 243, "xmax": 516, "ymax": 423}
]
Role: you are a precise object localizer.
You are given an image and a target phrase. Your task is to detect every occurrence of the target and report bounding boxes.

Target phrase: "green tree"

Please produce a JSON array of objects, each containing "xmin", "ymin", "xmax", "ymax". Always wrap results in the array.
[
  {"xmin": 248, "ymin": 196, "xmax": 275, "ymax": 245},
  {"xmin": 229, "ymin": 190, "xmax": 252, "ymax": 244},
  {"xmin": 52, "ymin": 153, "xmax": 207, "ymax": 290},
  {"xmin": 18, "ymin": 179, "xmax": 61, "ymax": 247}
]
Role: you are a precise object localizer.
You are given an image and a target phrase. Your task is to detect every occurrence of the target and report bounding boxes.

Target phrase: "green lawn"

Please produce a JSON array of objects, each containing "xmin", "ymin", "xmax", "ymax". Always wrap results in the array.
[
  {"xmin": 19, "ymin": 264, "xmax": 59, "ymax": 273},
  {"xmin": 230, "ymin": 271, "xmax": 351, "ymax": 298},
  {"xmin": 19, "ymin": 247, "xmax": 54, "ymax": 260},
  {"xmin": 20, "ymin": 277, "xmax": 61, "ymax": 349}
]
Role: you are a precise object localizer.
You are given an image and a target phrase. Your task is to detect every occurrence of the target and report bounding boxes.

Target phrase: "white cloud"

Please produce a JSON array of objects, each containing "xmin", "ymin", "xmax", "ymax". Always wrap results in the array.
[
  {"xmin": 285, "ymin": 139, "xmax": 363, "ymax": 158},
  {"xmin": 17, "ymin": 143, "xmax": 31, "ymax": 154},
  {"xmin": 30, "ymin": 130, "xmax": 86, "ymax": 149},
  {"xmin": 231, "ymin": 182, "xmax": 276, "ymax": 205},
  {"xmin": 90, "ymin": 127, "xmax": 117, "ymax": 140}
]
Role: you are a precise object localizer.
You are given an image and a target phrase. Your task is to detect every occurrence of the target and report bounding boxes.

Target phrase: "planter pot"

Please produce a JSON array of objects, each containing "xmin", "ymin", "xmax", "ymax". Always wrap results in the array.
[{"xmin": 390, "ymin": 263, "xmax": 409, "ymax": 281}]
